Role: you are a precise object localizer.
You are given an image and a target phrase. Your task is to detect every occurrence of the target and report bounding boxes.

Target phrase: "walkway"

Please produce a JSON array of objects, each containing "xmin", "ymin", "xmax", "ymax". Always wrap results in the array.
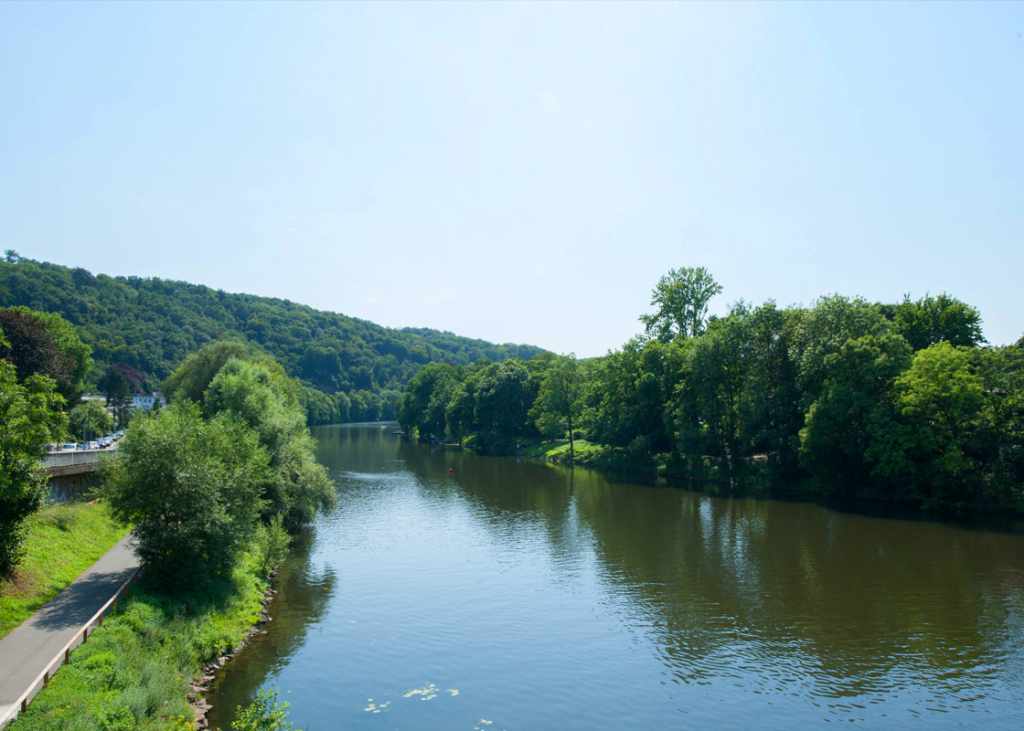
[{"xmin": 0, "ymin": 535, "xmax": 139, "ymax": 725}]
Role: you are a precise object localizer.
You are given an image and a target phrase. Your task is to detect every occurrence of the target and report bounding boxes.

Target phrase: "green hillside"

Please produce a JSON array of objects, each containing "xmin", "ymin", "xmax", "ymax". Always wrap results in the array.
[{"xmin": 0, "ymin": 256, "xmax": 543, "ymax": 418}]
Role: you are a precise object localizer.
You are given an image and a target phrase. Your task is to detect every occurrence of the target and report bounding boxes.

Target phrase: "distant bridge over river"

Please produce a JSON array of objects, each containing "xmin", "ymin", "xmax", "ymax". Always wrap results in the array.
[{"xmin": 42, "ymin": 448, "xmax": 114, "ymax": 477}]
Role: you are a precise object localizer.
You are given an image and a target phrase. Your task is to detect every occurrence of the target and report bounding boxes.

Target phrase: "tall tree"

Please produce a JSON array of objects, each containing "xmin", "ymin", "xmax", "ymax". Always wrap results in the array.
[
  {"xmin": 531, "ymin": 355, "xmax": 582, "ymax": 462},
  {"xmin": 0, "ymin": 359, "xmax": 67, "ymax": 576},
  {"xmin": 640, "ymin": 266, "xmax": 722, "ymax": 341},
  {"xmin": 105, "ymin": 402, "xmax": 270, "ymax": 588}
]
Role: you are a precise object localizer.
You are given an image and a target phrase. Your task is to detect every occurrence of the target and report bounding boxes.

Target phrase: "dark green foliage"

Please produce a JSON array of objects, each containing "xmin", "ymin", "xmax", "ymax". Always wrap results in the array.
[
  {"xmin": 0, "ymin": 360, "xmax": 67, "ymax": 577},
  {"xmin": 887, "ymin": 293, "xmax": 985, "ymax": 351},
  {"xmin": 0, "ymin": 257, "xmax": 543, "ymax": 416},
  {"xmin": 799, "ymin": 333, "xmax": 914, "ymax": 500},
  {"xmin": 104, "ymin": 402, "xmax": 271, "ymax": 588},
  {"xmin": 399, "ymin": 363, "xmax": 460, "ymax": 441},
  {"xmin": 584, "ymin": 338, "xmax": 678, "ymax": 453},
  {"xmin": 0, "ymin": 306, "xmax": 92, "ymax": 402}
]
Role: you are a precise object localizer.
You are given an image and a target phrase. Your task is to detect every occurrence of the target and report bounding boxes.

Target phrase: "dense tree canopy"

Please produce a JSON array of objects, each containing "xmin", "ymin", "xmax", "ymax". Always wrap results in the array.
[
  {"xmin": 108, "ymin": 344, "xmax": 336, "ymax": 588},
  {"xmin": 0, "ymin": 257, "xmax": 543, "ymax": 419},
  {"xmin": 400, "ymin": 268, "xmax": 1023, "ymax": 517},
  {"xmin": 105, "ymin": 402, "xmax": 270, "ymax": 587}
]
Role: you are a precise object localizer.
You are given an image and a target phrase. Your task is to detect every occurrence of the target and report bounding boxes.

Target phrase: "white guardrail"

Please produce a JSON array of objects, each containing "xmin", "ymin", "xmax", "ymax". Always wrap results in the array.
[
  {"xmin": 0, "ymin": 567, "xmax": 139, "ymax": 728},
  {"xmin": 41, "ymin": 447, "xmax": 116, "ymax": 470}
]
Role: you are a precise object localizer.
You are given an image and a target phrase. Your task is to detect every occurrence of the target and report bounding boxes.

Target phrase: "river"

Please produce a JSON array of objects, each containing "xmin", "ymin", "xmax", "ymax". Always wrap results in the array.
[{"xmin": 206, "ymin": 424, "xmax": 1024, "ymax": 729}]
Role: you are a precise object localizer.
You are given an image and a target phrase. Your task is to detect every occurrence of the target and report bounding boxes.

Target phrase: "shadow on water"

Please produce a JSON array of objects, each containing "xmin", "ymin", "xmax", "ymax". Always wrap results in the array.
[
  {"xmin": 207, "ymin": 425, "xmax": 1024, "ymax": 729},
  {"xmin": 205, "ymin": 527, "xmax": 336, "ymax": 730}
]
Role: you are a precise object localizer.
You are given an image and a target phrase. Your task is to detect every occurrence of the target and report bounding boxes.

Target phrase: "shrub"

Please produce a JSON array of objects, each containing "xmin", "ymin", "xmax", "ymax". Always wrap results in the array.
[{"xmin": 104, "ymin": 402, "xmax": 271, "ymax": 589}]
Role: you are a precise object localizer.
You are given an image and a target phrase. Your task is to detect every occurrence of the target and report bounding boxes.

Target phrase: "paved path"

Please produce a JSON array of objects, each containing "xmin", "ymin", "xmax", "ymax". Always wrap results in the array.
[{"xmin": 0, "ymin": 535, "xmax": 138, "ymax": 723}]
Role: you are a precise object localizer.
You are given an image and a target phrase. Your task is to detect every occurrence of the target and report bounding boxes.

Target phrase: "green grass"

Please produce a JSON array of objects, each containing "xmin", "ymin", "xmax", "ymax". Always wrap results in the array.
[
  {"xmin": 0, "ymin": 501, "xmax": 129, "ymax": 638},
  {"xmin": 518, "ymin": 437, "xmax": 609, "ymax": 463},
  {"xmin": 10, "ymin": 539, "xmax": 275, "ymax": 731}
]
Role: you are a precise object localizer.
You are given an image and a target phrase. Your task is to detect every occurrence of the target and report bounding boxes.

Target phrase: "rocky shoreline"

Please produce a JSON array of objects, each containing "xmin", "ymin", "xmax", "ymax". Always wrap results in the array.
[{"xmin": 189, "ymin": 576, "xmax": 278, "ymax": 729}]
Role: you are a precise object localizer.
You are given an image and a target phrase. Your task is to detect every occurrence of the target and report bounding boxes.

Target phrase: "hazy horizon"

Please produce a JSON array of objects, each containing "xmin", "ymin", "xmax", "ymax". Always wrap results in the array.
[{"xmin": 2, "ymin": 2, "xmax": 1021, "ymax": 356}]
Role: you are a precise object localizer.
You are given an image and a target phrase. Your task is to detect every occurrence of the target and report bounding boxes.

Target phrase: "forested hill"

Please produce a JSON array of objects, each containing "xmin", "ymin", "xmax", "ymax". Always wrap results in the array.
[{"xmin": 0, "ymin": 256, "xmax": 544, "ymax": 401}]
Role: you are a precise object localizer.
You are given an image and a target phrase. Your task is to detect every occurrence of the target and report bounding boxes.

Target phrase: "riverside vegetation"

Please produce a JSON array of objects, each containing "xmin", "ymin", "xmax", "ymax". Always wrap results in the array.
[
  {"xmin": 399, "ymin": 267, "xmax": 1024, "ymax": 517},
  {"xmin": 0, "ymin": 254, "xmax": 542, "ymax": 425},
  {"xmin": 3, "ymin": 333, "xmax": 325, "ymax": 729}
]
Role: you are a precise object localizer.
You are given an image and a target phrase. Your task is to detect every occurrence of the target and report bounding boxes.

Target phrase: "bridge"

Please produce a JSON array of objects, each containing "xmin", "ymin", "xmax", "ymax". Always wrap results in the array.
[{"xmin": 42, "ymin": 448, "xmax": 115, "ymax": 477}]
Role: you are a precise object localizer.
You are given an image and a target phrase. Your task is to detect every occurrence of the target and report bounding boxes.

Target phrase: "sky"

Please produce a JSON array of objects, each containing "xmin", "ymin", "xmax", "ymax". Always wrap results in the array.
[{"xmin": 1, "ymin": 2, "xmax": 1021, "ymax": 356}]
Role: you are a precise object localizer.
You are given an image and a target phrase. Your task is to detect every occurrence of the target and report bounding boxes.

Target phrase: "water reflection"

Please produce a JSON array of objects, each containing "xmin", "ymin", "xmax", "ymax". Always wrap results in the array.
[
  {"xmin": 206, "ymin": 527, "xmax": 336, "ymax": 730},
  {"xmin": 208, "ymin": 425, "xmax": 1024, "ymax": 729}
]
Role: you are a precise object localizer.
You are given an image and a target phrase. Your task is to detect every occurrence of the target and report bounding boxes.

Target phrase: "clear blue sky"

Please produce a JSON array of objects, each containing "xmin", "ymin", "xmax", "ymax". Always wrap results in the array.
[{"xmin": 1, "ymin": 2, "xmax": 1021, "ymax": 355}]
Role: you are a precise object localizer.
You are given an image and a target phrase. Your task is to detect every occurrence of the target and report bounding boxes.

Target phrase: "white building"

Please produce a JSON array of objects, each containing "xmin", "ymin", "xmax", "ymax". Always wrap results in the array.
[{"xmin": 131, "ymin": 392, "xmax": 166, "ymax": 411}]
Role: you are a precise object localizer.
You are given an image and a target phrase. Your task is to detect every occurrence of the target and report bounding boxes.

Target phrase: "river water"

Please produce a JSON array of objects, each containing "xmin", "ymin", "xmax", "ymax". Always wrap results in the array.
[{"xmin": 206, "ymin": 424, "xmax": 1024, "ymax": 730}]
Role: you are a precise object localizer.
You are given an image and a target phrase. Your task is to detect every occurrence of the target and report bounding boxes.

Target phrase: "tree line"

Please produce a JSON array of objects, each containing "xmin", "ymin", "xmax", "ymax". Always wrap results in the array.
[
  {"xmin": 0, "ymin": 254, "xmax": 543, "ymax": 426},
  {"xmin": 399, "ymin": 267, "xmax": 1024, "ymax": 516}
]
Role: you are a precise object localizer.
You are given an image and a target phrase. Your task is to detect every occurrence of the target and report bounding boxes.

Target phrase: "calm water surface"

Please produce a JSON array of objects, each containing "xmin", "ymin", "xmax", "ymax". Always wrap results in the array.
[{"xmin": 207, "ymin": 425, "xmax": 1024, "ymax": 729}]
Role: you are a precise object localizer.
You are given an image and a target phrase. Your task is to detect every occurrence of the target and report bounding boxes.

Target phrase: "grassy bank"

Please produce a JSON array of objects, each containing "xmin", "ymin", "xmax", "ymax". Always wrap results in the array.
[
  {"xmin": 517, "ymin": 438, "xmax": 658, "ymax": 479},
  {"xmin": 0, "ymin": 501, "xmax": 128, "ymax": 638},
  {"xmin": 9, "ymin": 536, "xmax": 277, "ymax": 731}
]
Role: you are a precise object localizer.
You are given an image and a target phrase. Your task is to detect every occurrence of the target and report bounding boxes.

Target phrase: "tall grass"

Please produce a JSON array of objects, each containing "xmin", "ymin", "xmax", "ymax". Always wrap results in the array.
[
  {"xmin": 0, "ymin": 501, "xmax": 128, "ymax": 638},
  {"xmin": 10, "ymin": 528, "xmax": 284, "ymax": 731}
]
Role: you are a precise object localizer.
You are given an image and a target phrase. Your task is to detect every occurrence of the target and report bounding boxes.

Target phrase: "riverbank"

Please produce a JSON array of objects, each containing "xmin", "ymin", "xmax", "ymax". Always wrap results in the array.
[
  {"xmin": 0, "ymin": 501, "xmax": 128, "ymax": 639},
  {"xmin": 516, "ymin": 438, "xmax": 657, "ymax": 476},
  {"xmin": 8, "ymin": 534, "xmax": 280, "ymax": 730}
]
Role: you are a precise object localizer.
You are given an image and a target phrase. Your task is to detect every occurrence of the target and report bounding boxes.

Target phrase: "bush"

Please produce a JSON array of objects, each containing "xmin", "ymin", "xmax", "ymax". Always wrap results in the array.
[
  {"xmin": 104, "ymin": 402, "xmax": 271, "ymax": 589},
  {"xmin": 231, "ymin": 690, "xmax": 301, "ymax": 731}
]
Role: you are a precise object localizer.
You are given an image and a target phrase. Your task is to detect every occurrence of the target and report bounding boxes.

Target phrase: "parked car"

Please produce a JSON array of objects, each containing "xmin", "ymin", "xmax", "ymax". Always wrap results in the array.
[{"xmin": 62, "ymin": 442, "xmax": 77, "ymax": 451}]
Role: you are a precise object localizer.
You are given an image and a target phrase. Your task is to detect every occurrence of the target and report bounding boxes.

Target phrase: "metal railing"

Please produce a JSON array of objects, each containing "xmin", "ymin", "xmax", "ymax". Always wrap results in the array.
[
  {"xmin": 0, "ymin": 567, "xmax": 140, "ymax": 728},
  {"xmin": 41, "ymin": 448, "xmax": 114, "ymax": 470}
]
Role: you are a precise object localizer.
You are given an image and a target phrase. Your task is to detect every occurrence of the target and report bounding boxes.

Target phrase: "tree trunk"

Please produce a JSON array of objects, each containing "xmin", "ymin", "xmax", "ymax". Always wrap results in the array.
[{"xmin": 567, "ymin": 411, "xmax": 575, "ymax": 465}]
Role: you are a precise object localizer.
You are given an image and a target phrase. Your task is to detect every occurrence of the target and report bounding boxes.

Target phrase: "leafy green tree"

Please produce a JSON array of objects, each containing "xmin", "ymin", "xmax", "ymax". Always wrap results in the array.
[
  {"xmin": 0, "ymin": 359, "xmax": 67, "ymax": 576},
  {"xmin": 974, "ymin": 346, "xmax": 1024, "ymax": 510},
  {"xmin": 205, "ymin": 358, "xmax": 334, "ymax": 531},
  {"xmin": 334, "ymin": 391, "xmax": 351, "ymax": 423},
  {"xmin": 163, "ymin": 339, "xmax": 268, "ymax": 404},
  {"xmin": 736, "ymin": 303, "xmax": 804, "ymax": 482},
  {"xmin": 889, "ymin": 293, "xmax": 984, "ymax": 351},
  {"xmin": 69, "ymin": 400, "xmax": 114, "ymax": 441},
  {"xmin": 471, "ymin": 360, "xmax": 539, "ymax": 453},
  {"xmin": 583, "ymin": 338, "xmax": 679, "ymax": 454},
  {"xmin": 640, "ymin": 266, "xmax": 722, "ymax": 341},
  {"xmin": 800, "ymin": 333, "xmax": 913, "ymax": 500},
  {"xmin": 104, "ymin": 402, "xmax": 270, "ymax": 588},
  {"xmin": 398, "ymin": 363, "xmax": 459, "ymax": 440},
  {"xmin": 895, "ymin": 343, "xmax": 988, "ymax": 512},
  {"xmin": 531, "ymin": 355, "xmax": 582, "ymax": 460},
  {"xmin": 787, "ymin": 295, "xmax": 893, "ymax": 411},
  {"xmin": 0, "ymin": 306, "xmax": 92, "ymax": 402}
]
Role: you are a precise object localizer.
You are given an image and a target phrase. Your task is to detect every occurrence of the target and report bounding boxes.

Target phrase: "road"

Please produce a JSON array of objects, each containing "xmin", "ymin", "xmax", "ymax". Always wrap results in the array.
[{"xmin": 0, "ymin": 535, "xmax": 139, "ymax": 725}]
